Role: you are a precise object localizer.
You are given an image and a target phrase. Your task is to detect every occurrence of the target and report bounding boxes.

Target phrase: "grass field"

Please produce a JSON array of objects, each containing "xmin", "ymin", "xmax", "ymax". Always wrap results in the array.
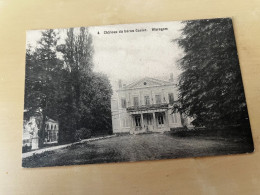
[{"xmin": 22, "ymin": 131, "xmax": 254, "ymax": 168}]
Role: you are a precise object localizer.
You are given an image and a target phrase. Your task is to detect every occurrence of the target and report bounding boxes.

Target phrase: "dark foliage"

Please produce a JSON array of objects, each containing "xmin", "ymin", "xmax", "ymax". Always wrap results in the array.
[
  {"xmin": 175, "ymin": 18, "xmax": 250, "ymax": 128},
  {"xmin": 24, "ymin": 27, "xmax": 113, "ymax": 145},
  {"xmin": 25, "ymin": 30, "xmax": 62, "ymax": 147},
  {"xmin": 170, "ymin": 124, "xmax": 253, "ymax": 148},
  {"xmin": 74, "ymin": 128, "xmax": 92, "ymax": 141},
  {"xmin": 22, "ymin": 145, "xmax": 32, "ymax": 153}
]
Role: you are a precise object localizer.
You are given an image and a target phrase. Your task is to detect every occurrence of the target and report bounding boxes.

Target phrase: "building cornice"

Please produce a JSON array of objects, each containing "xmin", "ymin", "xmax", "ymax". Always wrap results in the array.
[{"xmin": 116, "ymin": 83, "xmax": 177, "ymax": 92}]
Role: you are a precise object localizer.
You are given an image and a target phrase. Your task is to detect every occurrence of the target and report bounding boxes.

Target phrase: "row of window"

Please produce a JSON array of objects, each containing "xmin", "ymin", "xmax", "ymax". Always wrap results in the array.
[
  {"xmin": 134, "ymin": 114, "xmax": 165, "ymax": 127},
  {"xmin": 123, "ymin": 113, "xmax": 178, "ymax": 128},
  {"xmin": 44, "ymin": 130, "xmax": 58, "ymax": 143},
  {"xmin": 45, "ymin": 124, "xmax": 58, "ymax": 130},
  {"xmin": 121, "ymin": 93, "xmax": 174, "ymax": 108}
]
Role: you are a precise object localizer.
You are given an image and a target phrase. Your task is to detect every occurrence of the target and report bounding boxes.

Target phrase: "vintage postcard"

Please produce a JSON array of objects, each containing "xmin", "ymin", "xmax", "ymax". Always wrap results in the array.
[{"xmin": 22, "ymin": 18, "xmax": 254, "ymax": 168}]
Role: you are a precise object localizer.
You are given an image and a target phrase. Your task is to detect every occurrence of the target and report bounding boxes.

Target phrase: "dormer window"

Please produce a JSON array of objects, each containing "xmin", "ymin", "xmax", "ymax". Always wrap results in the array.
[
  {"xmin": 144, "ymin": 96, "xmax": 150, "ymax": 105},
  {"xmin": 155, "ymin": 95, "xmax": 161, "ymax": 104},
  {"xmin": 168, "ymin": 93, "xmax": 174, "ymax": 104},
  {"xmin": 134, "ymin": 97, "xmax": 139, "ymax": 107},
  {"xmin": 121, "ymin": 98, "xmax": 126, "ymax": 108}
]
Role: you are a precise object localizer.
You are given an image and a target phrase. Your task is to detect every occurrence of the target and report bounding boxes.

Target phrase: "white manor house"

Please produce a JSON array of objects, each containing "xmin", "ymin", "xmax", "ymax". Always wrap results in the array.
[{"xmin": 111, "ymin": 74, "xmax": 192, "ymax": 134}]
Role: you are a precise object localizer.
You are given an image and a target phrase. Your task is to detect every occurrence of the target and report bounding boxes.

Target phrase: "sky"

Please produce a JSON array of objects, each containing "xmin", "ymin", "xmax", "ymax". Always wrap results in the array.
[{"xmin": 26, "ymin": 21, "xmax": 185, "ymax": 93}]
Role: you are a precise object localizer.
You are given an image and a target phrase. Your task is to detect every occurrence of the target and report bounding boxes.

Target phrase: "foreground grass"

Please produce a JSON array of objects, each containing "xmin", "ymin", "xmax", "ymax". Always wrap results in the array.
[{"xmin": 23, "ymin": 131, "xmax": 254, "ymax": 168}]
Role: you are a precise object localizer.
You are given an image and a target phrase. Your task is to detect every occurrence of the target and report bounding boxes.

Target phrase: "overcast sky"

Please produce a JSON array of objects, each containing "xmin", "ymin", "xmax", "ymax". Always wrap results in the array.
[{"xmin": 26, "ymin": 21, "xmax": 184, "ymax": 93}]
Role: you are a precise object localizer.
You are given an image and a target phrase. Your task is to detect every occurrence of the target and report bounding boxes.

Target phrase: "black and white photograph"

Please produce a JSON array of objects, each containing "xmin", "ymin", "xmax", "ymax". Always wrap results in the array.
[{"xmin": 22, "ymin": 18, "xmax": 254, "ymax": 168}]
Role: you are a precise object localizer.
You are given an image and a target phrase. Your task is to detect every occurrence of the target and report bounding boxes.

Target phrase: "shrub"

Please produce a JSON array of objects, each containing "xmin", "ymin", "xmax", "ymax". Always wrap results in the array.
[
  {"xmin": 108, "ymin": 129, "xmax": 113, "ymax": 135},
  {"xmin": 74, "ymin": 128, "xmax": 92, "ymax": 141},
  {"xmin": 22, "ymin": 145, "xmax": 32, "ymax": 153}
]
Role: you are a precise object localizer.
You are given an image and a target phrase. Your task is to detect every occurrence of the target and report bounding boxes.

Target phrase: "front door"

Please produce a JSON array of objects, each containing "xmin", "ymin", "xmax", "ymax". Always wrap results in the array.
[
  {"xmin": 135, "ymin": 115, "xmax": 141, "ymax": 131},
  {"xmin": 157, "ymin": 113, "xmax": 164, "ymax": 128},
  {"xmin": 146, "ymin": 114, "xmax": 153, "ymax": 131}
]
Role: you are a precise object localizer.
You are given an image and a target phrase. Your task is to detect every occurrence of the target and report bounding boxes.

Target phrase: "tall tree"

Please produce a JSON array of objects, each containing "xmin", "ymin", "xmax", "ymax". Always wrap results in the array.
[
  {"xmin": 25, "ymin": 27, "xmax": 113, "ymax": 145},
  {"xmin": 57, "ymin": 27, "xmax": 94, "ymax": 142},
  {"xmin": 80, "ymin": 72, "xmax": 113, "ymax": 135},
  {"xmin": 175, "ymin": 18, "xmax": 249, "ymax": 127},
  {"xmin": 24, "ymin": 29, "xmax": 61, "ymax": 146},
  {"xmin": 58, "ymin": 27, "xmax": 112, "ymax": 142}
]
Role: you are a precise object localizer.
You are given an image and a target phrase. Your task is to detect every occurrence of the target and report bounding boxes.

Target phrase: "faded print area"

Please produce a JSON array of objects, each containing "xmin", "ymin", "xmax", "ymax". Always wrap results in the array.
[{"xmin": 22, "ymin": 18, "xmax": 254, "ymax": 168}]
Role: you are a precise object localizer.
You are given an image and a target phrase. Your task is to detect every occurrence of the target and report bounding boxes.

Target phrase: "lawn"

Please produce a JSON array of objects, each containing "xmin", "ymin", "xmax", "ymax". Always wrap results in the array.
[{"xmin": 22, "ymin": 132, "xmax": 254, "ymax": 168}]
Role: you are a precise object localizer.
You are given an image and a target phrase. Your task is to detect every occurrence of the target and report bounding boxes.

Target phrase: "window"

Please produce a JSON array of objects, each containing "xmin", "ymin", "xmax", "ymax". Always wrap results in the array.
[
  {"xmin": 155, "ymin": 95, "xmax": 161, "ymax": 104},
  {"xmin": 53, "ymin": 131, "xmax": 57, "ymax": 141},
  {"xmin": 171, "ymin": 113, "xmax": 178, "ymax": 123},
  {"xmin": 147, "ymin": 115, "xmax": 152, "ymax": 125},
  {"xmin": 125, "ymin": 118, "xmax": 129, "ymax": 127},
  {"xmin": 158, "ymin": 114, "xmax": 164, "ymax": 124},
  {"xmin": 121, "ymin": 119, "xmax": 124, "ymax": 127},
  {"xmin": 168, "ymin": 93, "xmax": 174, "ymax": 104},
  {"xmin": 50, "ymin": 131, "xmax": 53, "ymax": 142},
  {"xmin": 135, "ymin": 116, "xmax": 141, "ymax": 127},
  {"xmin": 144, "ymin": 96, "xmax": 150, "ymax": 105},
  {"xmin": 47, "ymin": 131, "xmax": 50, "ymax": 141},
  {"xmin": 134, "ymin": 97, "xmax": 139, "ymax": 107},
  {"xmin": 121, "ymin": 118, "xmax": 130, "ymax": 127},
  {"xmin": 121, "ymin": 98, "xmax": 126, "ymax": 108}
]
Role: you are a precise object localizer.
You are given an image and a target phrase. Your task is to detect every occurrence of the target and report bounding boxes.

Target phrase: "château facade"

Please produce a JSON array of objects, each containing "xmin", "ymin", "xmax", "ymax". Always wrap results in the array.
[{"xmin": 111, "ymin": 74, "xmax": 188, "ymax": 134}]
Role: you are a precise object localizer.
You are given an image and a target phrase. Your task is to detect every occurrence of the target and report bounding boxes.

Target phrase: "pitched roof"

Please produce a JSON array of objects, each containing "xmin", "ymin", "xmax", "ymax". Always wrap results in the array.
[
  {"xmin": 46, "ymin": 117, "xmax": 58, "ymax": 123},
  {"xmin": 120, "ymin": 77, "xmax": 174, "ymax": 90}
]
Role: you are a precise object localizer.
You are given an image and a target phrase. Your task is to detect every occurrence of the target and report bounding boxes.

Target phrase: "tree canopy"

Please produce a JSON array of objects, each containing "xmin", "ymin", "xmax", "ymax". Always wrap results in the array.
[
  {"xmin": 24, "ymin": 27, "xmax": 113, "ymax": 144},
  {"xmin": 175, "ymin": 18, "xmax": 249, "ymax": 127}
]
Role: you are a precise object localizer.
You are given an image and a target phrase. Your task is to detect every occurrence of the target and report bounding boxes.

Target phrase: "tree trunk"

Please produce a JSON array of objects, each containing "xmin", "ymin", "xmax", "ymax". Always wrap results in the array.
[{"xmin": 39, "ymin": 110, "xmax": 46, "ymax": 148}]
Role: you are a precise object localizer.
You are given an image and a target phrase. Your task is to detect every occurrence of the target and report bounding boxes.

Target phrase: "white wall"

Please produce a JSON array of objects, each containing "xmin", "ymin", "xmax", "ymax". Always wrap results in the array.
[{"xmin": 112, "ymin": 82, "xmax": 182, "ymax": 133}]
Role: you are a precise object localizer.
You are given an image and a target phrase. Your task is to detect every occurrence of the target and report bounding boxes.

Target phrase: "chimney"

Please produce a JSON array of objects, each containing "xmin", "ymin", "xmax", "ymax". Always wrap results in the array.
[
  {"xmin": 169, "ymin": 73, "xmax": 173, "ymax": 82},
  {"xmin": 118, "ymin": 79, "xmax": 122, "ymax": 88}
]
